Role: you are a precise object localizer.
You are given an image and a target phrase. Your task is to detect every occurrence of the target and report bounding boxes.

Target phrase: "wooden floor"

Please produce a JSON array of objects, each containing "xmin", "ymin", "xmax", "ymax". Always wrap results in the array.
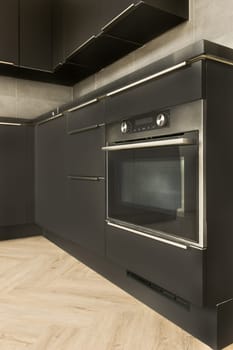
[{"xmin": 0, "ymin": 236, "xmax": 231, "ymax": 350}]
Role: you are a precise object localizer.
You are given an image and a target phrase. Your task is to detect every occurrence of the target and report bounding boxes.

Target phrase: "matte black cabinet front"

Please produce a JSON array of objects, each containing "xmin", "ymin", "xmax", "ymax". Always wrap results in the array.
[
  {"xmin": 66, "ymin": 178, "xmax": 105, "ymax": 256},
  {"xmin": 0, "ymin": 0, "xmax": 19, "ymax": 66},
  {"xmin": 66, "ymin": 126, "xmax": 105, "ymax": 176},
  {"xmin": 20, "ymin": 0, "xmax": 52, "ymax": 71},
  {"xmin": 0, "ymin": 125, "xmax": 34, "ymax": 229},
  {"xmin": 62, "ymin": 0, "xmax": 133, "ymax": 59},
  {"xmin": 35, "ymin": 117, "xmax": 66, "ymax": 235},
  {"xmin": 105, "ymin": 62, "xmax": 203, "ymax": 123}
]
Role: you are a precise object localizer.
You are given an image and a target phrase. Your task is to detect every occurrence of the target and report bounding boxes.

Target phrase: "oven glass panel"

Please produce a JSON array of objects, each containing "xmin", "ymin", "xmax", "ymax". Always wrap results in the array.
[{"xmin": 108, "ymin": 144, "xmax": 198, "ymax": 243}]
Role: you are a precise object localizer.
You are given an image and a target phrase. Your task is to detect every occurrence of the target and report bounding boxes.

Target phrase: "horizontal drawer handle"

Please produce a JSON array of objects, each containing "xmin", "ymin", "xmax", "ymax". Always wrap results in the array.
[
  {"xmin": 68, "ymin": 123, "xmax": 105, "ymax": 135},
  {"xmin": 37, "ymin": 113, "xmax": 63, "ymax": 126},
  {"xmin": 68, "ymin": 176, "xmax": 104, "ymax": 182},
  {"xmin": 106, "ymin": 221, "xmax": 187, "ymax": 250},
  {"xmin": 106, "ymin": 62, "xmax": 187, "ymax": 97},
  {"xmin": 102, "ymin": 137, "xmax": 194, "ymax": 151}
]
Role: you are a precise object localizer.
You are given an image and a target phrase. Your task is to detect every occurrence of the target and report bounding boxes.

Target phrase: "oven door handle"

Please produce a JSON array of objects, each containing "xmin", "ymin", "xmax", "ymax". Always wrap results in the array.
[{"xmin": 102, "ymin": 137, "xmax": 194, "ymax": 151}]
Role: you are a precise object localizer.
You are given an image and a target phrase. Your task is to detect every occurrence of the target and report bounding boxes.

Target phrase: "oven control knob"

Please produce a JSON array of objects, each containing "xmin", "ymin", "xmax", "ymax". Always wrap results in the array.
[
  {"xmin": 121, "ymin": 121, "xmax": 130, "ymax": 134},
  {"xmin": 156, "ymin": 113, "xmax": 167, "ymax": 127}
]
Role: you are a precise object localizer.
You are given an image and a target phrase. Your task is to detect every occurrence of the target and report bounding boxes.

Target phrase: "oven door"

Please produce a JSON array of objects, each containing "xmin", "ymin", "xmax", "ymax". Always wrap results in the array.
[{"xmin": 103, "ymin": 131, "xmax": 204, "ymax": 249}]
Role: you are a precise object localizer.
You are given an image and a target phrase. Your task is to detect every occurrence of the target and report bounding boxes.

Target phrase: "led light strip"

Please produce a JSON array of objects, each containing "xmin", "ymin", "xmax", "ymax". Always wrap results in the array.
[{"xmin": 0, "ymin": 122, "xmax": 22, "ymax": 126}]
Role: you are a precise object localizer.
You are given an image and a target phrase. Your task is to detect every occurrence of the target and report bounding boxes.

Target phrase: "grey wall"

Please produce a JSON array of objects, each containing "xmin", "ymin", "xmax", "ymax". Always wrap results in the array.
[
  {"xmin": 74, "ymin": 0, "xmax": 233, "ymax": 99},
  {"xmin": 0, "ymin": 76, "xmax": 73, "ymax": 120}
]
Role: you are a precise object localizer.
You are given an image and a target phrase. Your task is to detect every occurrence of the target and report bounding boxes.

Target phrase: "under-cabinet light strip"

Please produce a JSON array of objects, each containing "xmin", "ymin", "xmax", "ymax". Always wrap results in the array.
[
  {"xmin": 106, "ymin": 61, "xmax": 187, "ymax": 97},
  {"xmin": 107, "ymin": 221, "xmax": 188, "ymax": 250},
  {"xmin": 0, "ymin": 122, "xmax": 22, "ymax": 126}
]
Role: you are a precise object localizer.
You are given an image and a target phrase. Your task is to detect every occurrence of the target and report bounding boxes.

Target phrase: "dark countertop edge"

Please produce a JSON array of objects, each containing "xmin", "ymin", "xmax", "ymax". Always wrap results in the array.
[{"xmin": 6, "ymin": 39, "xmax": 233, "ymax": 126}]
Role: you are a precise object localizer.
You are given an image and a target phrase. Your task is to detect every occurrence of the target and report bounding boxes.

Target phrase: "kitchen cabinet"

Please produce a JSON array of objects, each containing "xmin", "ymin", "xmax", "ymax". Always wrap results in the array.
[
  {"xmin": 105, "ymin": 61, "xmax": 203, "ymax": 123},
  {"xmin": 62, "ymin": 0, "xmax": 133, "ymax": 59},
  {"xmin": 20, "ymin": 0, "xmax": 52, "ymax": 71},
  {"xmin": 66, "ymin": 126, "xmax": 105, "ymax": 176},
  {"xmin": 65, "ymin": 103, "xmax": 105, "ymax": 255},
  {"xmin": 66, "ymin": 100, "xmax": 105, "ymax": 133},
  {"xmin": 66, "ymin": 178, "xmax": 105, "ymax": 256},
  {"xmin": 35, "ymin": 116, "xmax": 66, "ymax": 235},
  {"xmin": 0, "ymin": 0, "xmax": 19, "ymax": 65},
  {"xmin": 0, "ymin": 125, "xmax": 34, "ymax": 229},
  {"xmin": 64, "ymin": 0, "xmax": 188, "ymax": 72}
]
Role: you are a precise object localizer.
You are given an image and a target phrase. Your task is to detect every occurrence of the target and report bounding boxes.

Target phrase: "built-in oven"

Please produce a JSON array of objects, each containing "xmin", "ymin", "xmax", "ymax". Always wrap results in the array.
[{"xmin": 103, "ymin": 100, "xmax": 206, "ymax": 249}]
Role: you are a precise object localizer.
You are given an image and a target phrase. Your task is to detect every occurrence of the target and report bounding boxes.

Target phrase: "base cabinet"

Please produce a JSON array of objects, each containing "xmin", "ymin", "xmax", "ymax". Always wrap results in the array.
[
  {"xmin": 35, "ymin": 117, "xmax": 66, "ymax": 236},
  {"xmin": 66, "ymin": 179, "xmax": 105, "ymax": 256},
  {"xmin": 0, "ymin": 125, "xmax": 35, "ymax": 239}
]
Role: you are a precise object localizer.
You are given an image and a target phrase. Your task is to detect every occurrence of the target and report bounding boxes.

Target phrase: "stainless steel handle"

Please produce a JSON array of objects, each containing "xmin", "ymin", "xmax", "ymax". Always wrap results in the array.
[
  {"xmin": 37, "ymin": 113, "xmax": 63, "ymax": 126},
  {"xmin": 67, "ymin": 98, "xmax": 98, "ymax": 113},
  {"xmin": 102, "ymin": 4, "xmax": 135, "ymax": 31},
  {"xmin": 68, "ymin": 123, "xmax": 105, "ymax": 135},
  {"xmin": 106, "ymin": 221, "xmax": 187, "ymax": 250},
  {"xmin": 106, "ymin": 62, "xmax": 187, "ymax": 97},
  {"xmin": 68, "ymin": 176, "xmax": 104, "ymax": 182},
  {"xmin": 102, "ymin": 137, "xmax": 194, "ymax": 151}
]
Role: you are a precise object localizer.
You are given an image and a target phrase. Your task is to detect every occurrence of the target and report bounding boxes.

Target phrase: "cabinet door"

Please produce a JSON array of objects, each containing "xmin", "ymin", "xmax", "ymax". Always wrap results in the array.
[
  {"xmin": 63, "ymin": 0, "xmax": 134, "ymax": 59},
  {"xmin": 66, "ymin": 178, "xmax": 105, "ymax": 256},
  {"xmin": 0, "ymin": 0, "xmax": 19, "ymax": 65},
  {"xmin": 105, "ymin": 62, "xmax": 203, "ymax": 123},
  {"xmin": 0, "ymin": 125, "xmax": 34, "ymax": 227},
  {"xmin": 20, "ymin": 0, "xmax": 52, "ymax": 71},
  {"xmin": 66, "ymin": 126, "xmax": 105, "ymax": 177},
  {"xmin": 35, "ymin": 117, "xmax": 66, "ymax": 235},
  {"xmin": 66, "ymin": 100, "xmax": 105, "ymax": 133}
]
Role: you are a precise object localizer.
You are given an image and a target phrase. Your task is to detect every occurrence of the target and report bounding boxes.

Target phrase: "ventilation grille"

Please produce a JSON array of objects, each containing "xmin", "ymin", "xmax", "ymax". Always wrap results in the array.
[{"xmin": 127, "ymin": 271, "xmax": 190, "ymax": 310}]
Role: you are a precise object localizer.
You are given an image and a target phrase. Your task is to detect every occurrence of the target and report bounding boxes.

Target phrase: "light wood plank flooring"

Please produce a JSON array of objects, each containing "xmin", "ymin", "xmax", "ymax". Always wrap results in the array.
[{"xmin": 0, "ymin": 236, "xmax": 231, "ymax": 350}]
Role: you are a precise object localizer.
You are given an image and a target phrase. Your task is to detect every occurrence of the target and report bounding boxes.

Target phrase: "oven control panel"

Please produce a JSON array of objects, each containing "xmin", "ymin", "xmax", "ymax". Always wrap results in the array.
[{"xmin": 121, "ymin": 111, "xmax": 169, "ymax": 134}]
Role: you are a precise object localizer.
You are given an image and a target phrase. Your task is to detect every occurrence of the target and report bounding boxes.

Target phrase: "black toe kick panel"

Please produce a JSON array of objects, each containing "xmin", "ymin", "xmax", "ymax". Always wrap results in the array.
[{"xmin": 106, "ymin": 223, "xmax": 205, "ymax": 307}]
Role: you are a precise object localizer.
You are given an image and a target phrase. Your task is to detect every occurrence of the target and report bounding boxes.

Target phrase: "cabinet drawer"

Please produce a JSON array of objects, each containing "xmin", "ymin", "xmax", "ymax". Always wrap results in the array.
[
  {"xmin": 66, "ymin": 100, "xmax": 105, "ymax": 133},
  {"xmin": 105, "ymin": 61, "xmax": 203, "ymax": 123},
  {"xmin": 106, "ymin": 223, "xmax": 204, "ymax": 306},
  {"xmin": 66, "ymin": 178, "xmax": 105, "ymax": 256},
  {"xmin": 66, "ymin": 125, "xmax": 105, "ymax": 176}
]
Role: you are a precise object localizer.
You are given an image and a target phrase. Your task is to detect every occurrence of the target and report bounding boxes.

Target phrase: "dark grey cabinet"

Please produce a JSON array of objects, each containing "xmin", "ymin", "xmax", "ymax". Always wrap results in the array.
[
  {"xmin": 66, "ymin": 178, "xmax": 105, "ymax": 256},
  {"xmin": 66, "ymin": 126, "xmax": 105, "ymax": 176},
  {"xmin": 35, "ymin": 117, "xmax": 66, "ymax": 235},
  {"xmin": 20, "ymin": 0, "xmax": 52, "ymax": 71},
  {"xmin": 105, "ymin": 62, "xmax": 203, "ymax": 123},
  {"xmin": 66, "ymin": 100, "xmax": 105, "ymax": 133},
  {"xmin": 65, "ymin": 103, "xmax": 106, "ymax": 256},
  {"xmin": 0, "ymin": 125, "xmax": 34, "ymax": 228},
  {"xmin": 62, "ymin": 0, "xmax": 133, "ymax": 58},
  {"xmin": 0, "ymin": 0, "xmax": 19, "ymax": 65},
  {"xmin": 52, "ymin": 0, "xmax": 64, "ymax": 69}
]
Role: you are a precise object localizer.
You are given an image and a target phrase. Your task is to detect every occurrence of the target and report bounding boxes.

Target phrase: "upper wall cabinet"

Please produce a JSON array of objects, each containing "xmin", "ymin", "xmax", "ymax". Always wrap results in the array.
[
  {"xmin": 66, "ymin": 0, "xmax": 189, "ymax": 73},
  {"xmin": 20, "ymin": 0, "xmax": 52, "ymax": 71},
  {"xmin": 0, "ymin": 0, "xmax": 19, "ymax": 66},
  {"xmin": 62, "ymin": 0, "xmax": 134, "ymax": 59}
]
